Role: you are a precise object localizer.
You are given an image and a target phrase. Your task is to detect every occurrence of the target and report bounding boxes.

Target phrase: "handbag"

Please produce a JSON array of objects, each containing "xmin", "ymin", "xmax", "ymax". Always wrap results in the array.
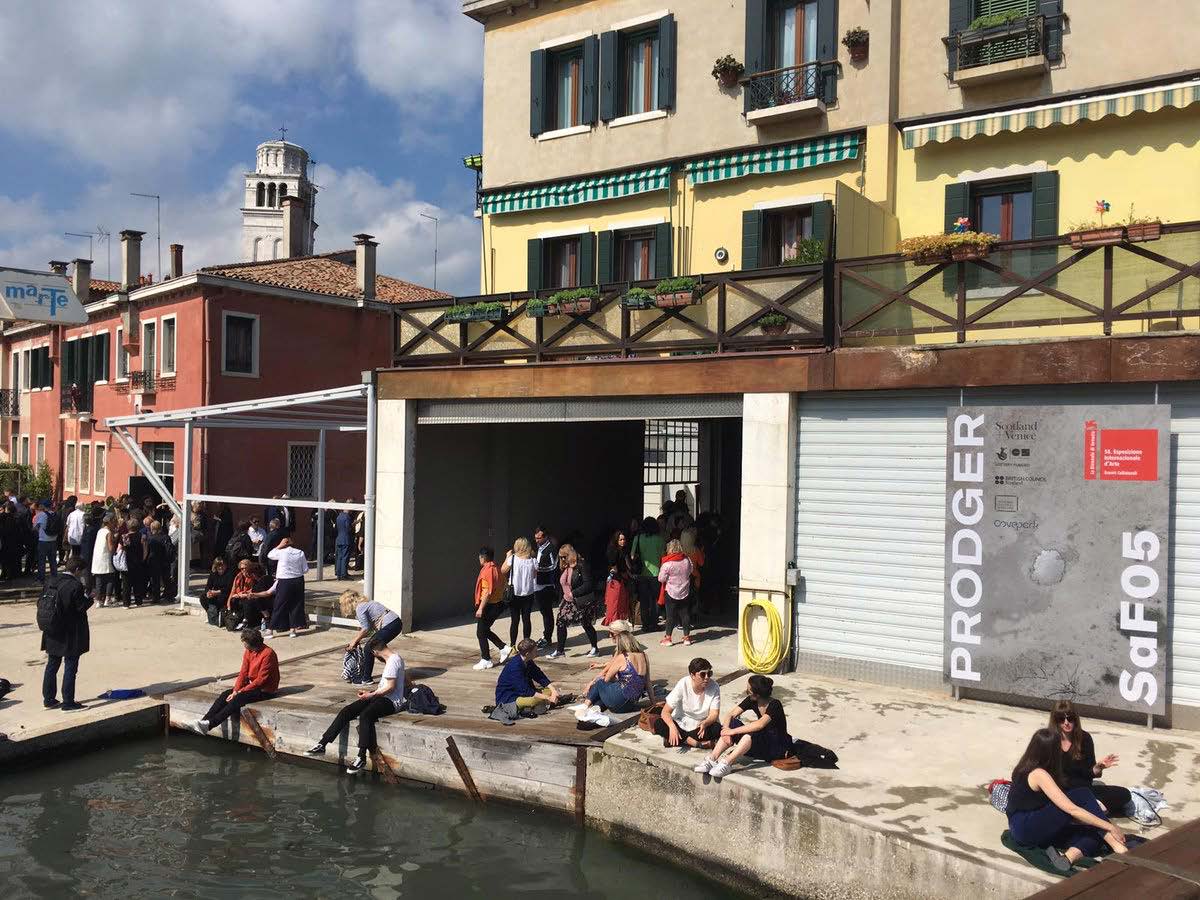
[
  {"xmin": 113, "ymin": 545, "xmax": 128, "ymax": 572},
  {"xmin": 638, "ymin": 701, "xmax": 665, "ymax": 733}
]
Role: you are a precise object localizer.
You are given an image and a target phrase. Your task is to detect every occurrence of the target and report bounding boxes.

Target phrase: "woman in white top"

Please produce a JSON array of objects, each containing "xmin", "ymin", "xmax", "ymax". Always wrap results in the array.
[
  {"xmin": 500, "ymin": 536, "xmax": 538, "ymax": 661},
  {"xmin": 266, "ymin": 538, "xmax": 309, "ymax": 638},
  {"xmin": 90, "ymin": 513, "xmax": 118, "ymax": 607}
]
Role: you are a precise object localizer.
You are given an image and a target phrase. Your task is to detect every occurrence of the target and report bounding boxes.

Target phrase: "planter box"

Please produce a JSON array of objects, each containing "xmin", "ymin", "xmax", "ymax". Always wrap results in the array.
[
  {"xmin": 908, "ymin": 251, "xmax": 950, "ymax": 266},
  {"xmin": 447, "ymin": 307, "xmax": 505, "ymax": 323},
  {"xmin": 654, "ymin": 290, "xmax": 700, "ymax": 309},
  {"xmin": 526, "ymin": 305, "xmax": 551, "ymax": 318},
  {"xmin": 717, "ymin": 70, "xmax": 741, "ymax": 88},
  {"xmin": 1126, "ymin": 222, "xmax": 1163, "ymax": 243},
  {"xmin": 847, "ymin": 42, "xmax": 868, "ymax": 62},
  {"xmin": 621, "ymin": 295, "xmax": 657, "ymax": 310},
  {"xmin": 950, "ymin": 245, "xmax": 990, "ymax": 262},
  {"xmin": 760, "ymin": 322, "xmax": 788, "ymax": 336},
  {"xmin": 559, "ymin": 298, "xmax": 595, "ymax": 315},
  {"xmin": 1069, "ymin": 227, "xmax": 1126, "ymax": 249}
]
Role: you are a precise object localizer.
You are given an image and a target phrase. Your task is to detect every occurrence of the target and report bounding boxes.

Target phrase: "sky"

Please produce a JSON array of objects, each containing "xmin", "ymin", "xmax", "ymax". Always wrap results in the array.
[{"xmin": 0, "ymin": 0, "xmax": 484, "ymax": 295}]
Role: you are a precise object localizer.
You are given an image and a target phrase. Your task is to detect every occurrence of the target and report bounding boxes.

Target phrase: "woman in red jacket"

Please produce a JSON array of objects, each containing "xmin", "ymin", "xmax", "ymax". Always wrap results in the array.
[{"xmin": 194, "ymin": 628, "xmax": 279, "ymax": 733}]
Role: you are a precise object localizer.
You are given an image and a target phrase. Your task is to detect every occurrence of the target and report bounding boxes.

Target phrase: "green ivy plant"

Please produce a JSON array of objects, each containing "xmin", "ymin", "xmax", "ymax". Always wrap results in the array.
[
  {"xmin": 655, "ymin": 276, "xmax": 699, "ymax": 294},
  {"xmin": 968, "ymin": 9, "xmax": 1026, "ymax": 30},
  {"xmin": 547, "ymin": 286, "xmax": 599, "ymax": 304},
  {"xmin": 526, "ymin": 298, "xmax": 550, "ymax": 315},
  {"xmin": 759, "ymin": 312, "xmax": 788, "ymax": 327},
  {"xmin": 622, "ymin": 286, "xmax": 656, "ymax": 307}
]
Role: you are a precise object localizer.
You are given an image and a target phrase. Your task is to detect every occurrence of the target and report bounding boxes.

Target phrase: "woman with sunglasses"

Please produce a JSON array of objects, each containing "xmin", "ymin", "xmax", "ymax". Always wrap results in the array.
[
  {"xmin": 654, "ymin": 657, "xmax": 721, "ymax": 750},
  {"xmin": 546, "ymin": 544, "xmax": 600, "ymax": 660},
  {"xmin": 1051, "ymin": 700, "xmax": 1132, "ymax": 815},
  {"xmin": 694, "ymin": 674, "xmax": 791, "ymax": 778}
]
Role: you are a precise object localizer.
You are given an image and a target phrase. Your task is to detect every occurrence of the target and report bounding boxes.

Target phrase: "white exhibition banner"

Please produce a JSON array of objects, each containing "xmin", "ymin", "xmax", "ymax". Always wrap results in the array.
[{"xmin": 0, "ymin": 267, "xmax": 89, "ymax": 324}]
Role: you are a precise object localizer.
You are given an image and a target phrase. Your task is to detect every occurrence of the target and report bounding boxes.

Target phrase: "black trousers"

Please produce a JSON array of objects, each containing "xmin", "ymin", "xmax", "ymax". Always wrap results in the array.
[
  {"xmin": 652, "ymin": 718, "xmax": 721, "ymax": 748},
  {"xmin": 203, "ymin": 688, "xmax": 272, "ymax": 729},
  {"xmin": 477, "ymin": 602, "xmax": 505, "ymax": 659},
  {"xmin": 556, "ymin": 619, "xmax": 599, "ymax": 655},
  {"xmin": 509, "ymin": 593, "xmax": 534, "ymax": 645},
  {"xmin": 1090, "ymin": 782, "xmax": 1133, "ymax": 815},
  {"xmin": 635, "ymin": 576, "xmax": 660, "ymax": 632},
  {"xmin": 533, "ymin": 585, "xmax": 557, "ymax": 643},
  {"xmin": 319, "ymin": 695, "xmax": 397, "ymax": 754},
  {"xmin": 664, "ymin": 592, "xmax": 691, "ymax": 637}
]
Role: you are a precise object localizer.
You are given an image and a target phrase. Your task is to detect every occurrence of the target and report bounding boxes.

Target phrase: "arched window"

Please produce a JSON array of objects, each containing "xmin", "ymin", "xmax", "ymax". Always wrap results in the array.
[
  {"xmin": 279, "ymin": 183, "xmax": 288, "ymax": 203},
  {"xmin": 255, "ymin": 182, "xmax": 265, "ymax": 207},
  {"xmin": 267, "ymin": 183, "xmax": 276, "ymax": 207},
  {"xmin": 253, "ymin": 237, "xmax": 262, "ymax": 261},
  {"xmin": 272, "ymin": 238, "xmax": 282, "ymax": 259}
]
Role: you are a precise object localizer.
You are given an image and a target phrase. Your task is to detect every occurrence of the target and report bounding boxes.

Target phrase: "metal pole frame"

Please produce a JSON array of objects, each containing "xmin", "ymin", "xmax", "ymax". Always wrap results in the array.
[
  {"xmin": 315, "ymin": 429, "xmax": 326, "ymax": 582},
  {"xmin": 110, "ymin": 426, "xmax": 182, "ymax": 518},
  {"xmin": 178, "ymin": 421, "xmax": 192, "ymax": 608},
  {"xmin": 364, "ymin": 379, "xmax": 378, "ymax": 601}
]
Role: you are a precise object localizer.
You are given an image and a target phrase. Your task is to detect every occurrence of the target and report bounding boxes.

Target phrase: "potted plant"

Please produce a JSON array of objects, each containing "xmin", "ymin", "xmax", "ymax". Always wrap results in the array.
[
  {"xmin": 712, "ymin": 55, "xmax": 744, "ymax": 88},
  {"xmin": 526, "ymin": 297, "xmax": 550, "ymax": 318},
  {"xmin": 897, "ymin": 229, "xmax": 998, "ymax": 265},
  {"xmin": 1123, "ymin": 205, "xmax": 1163, "ymax": 243},
  {"xmin": 759, "ymin": 312, "xmax": 789, "ymax": 336},
  {"xmin": 781, "ymin": 238, "xmax": 827, "ymax": 266},
  {"xmin": 948, "ymin": 231, "xmax": 997, "ymax": 261},
  {"xmin": 621, "ymin": 286, "xmax": 657, "ymax": 310},
  {"xmin": 1068, "ymin": 201, "xmax": 1126, "ymax": 248},
  {"xmin": 842, "ymin": 27, "xmax": 869, "ymax": 62},
  {"xmin": 547, "ymin": 286, "xmax": 599, "ymax": 315},
  {"xmin": 654, "ymin": 276, "xmax": 701, "ymax": 308},
  {"xmin": 446, "ymin": 301, "xmax": 505, "ymax": 323}
]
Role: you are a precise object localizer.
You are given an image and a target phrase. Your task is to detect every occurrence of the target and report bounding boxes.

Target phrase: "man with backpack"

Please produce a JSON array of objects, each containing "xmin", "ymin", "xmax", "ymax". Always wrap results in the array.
[
  {"xmin": 39, "ymin": 557, "xmax": 93, "ymax": 711},
  {"xmin": 33, "ymin": 499, "xmax": 62, "ymax": 583}
]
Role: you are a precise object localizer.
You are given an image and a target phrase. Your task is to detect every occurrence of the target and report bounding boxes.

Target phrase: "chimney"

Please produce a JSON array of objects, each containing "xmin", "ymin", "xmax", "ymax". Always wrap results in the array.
[
  {"xmin": 48, "ymin": 260, "xmax": 69, "ymax": 275},
  {"xmin": 281, "ymin": 195, "xmax": 305, "ymax": 259},
  {"xmin": 72, "ymin": 259, "xmax": 93, "ymax": 304},
  {"xmin": 353, "ymin": 233, "xmax": 377, "ymax": 300},
  {"xmin": 120, "ymin": 230, "xmax": 145, "ymax": 291},
  {"xmin": 169, "ymin": 243, "xmax": 183, "ymax": 279}
]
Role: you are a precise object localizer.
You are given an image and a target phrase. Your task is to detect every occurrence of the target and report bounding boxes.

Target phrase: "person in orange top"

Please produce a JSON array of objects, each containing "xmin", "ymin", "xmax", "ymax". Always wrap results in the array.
[
  {"xmin": 194, "ymin": 628, "xmax": 279, "ymax": 733},
  {"xmin": 473, "ymin": 546, "xmax": 506, "ymax": 671}
]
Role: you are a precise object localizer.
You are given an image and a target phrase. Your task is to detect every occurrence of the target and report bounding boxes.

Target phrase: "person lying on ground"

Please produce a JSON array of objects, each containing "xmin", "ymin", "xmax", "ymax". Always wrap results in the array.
[
  {"xmin": 338, "ymin": 589, "xmax": 402, "ymax": 684},
  {"xmin": 694, "ymin": 674, "xmax": 792, "ymax": 778},
  {"xmin": 1005, "ymin": 727, "xmax": 1128, "ymax": 872},
  {"xmin": 496, "ymin": 638, "xmax": 560, "ymax": 713},
  {"xmin": 1051, "ymin": 700, "xmax": 1131, "ymax": 816},
  {"xmin": 201, "ymin": 557, "xmax": 234, "ymax": 627},
  {"xmin": 306, "ymin": 639, "xmax": 406, "ymax": 775},
  {"xmin": 654, "ymin": 657, "xmax": 721, "ymax": 750},
  {"xmin": 472, "ymin": 546, "xmax": 506, "ymax": 670},
  {"xmin": 194, "ymin": 628, "xmax": 279, "ymax": 733},
  {"xmin": 578, "ymin": 631, "xmax": 649, "ymax": 719}
]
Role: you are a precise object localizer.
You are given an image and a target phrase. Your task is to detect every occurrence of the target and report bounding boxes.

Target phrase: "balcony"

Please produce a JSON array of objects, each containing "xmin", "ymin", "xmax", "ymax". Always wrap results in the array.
[
  {"xmin": 60, "ymin": 382, "xmax": 93, "ymax": 417},
  {"xmin": 744, "ymin": 62, "xmax": 829, "ymax": 125},
  {"xmin": 949, "ymin": 15, "xmax": 1047, "ymax": 86},
  {"xmin": 129, "ymin": 370, "xmax": 156, "ymax": 395},
  {"xmin": 0, "ymin": 388, "xmax": 17, "ymax": 418}
]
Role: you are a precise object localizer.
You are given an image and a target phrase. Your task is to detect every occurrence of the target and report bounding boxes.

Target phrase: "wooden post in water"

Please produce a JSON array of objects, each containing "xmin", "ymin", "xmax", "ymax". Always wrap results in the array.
[
  {"xmin": 371, "ymin": 749, "xmax": 400, "ymax": 785},
  {"xmin": 239, "ymin": 709, "xmax": 276, "ymax": 759},
  {"xmin": 573, "ymin": 746, "xmax": 588, "ymax": 826},
  {"xmin": 445, "ymin": 736, "xmax": 484, "ymax": 804}
]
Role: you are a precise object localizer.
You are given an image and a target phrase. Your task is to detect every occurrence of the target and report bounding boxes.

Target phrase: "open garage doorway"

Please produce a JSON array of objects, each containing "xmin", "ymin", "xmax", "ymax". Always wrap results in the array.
[{"xmin": 407, "ymin": 403, "xmax": 742, "ymax": 631}]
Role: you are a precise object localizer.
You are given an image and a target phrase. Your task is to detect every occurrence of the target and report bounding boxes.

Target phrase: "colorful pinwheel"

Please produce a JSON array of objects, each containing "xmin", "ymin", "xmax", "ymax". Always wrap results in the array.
[
  {"xmin": 952, "ymin": 216, "xmax": 971, "ymax": 234},
  {"xmin": 1095, "ymin": 200, "xmax": 1110, "ymax": 224}
]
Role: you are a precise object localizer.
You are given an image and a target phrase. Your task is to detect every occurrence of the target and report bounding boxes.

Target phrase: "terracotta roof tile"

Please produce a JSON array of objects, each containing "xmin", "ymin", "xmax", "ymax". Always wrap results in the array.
[{"xmin": 200, "ymin": 251, "xmax": 447, "ymax": 304}]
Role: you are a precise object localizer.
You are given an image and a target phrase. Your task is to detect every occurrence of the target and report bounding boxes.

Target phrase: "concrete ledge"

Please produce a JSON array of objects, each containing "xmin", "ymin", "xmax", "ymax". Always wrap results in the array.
[
  {"xmin": 588, "ymin": 734, "xmax": 1051, "ymax": 900},
  {"xmin": 0, "ymin": 699, "xmax": 167, "ymax": 768},
  {"xmin": 746, "ymin": 98, "xmax": 826, "ymax": 126},
  {"xmin": 953, "ymin": 55, "xmax": 1048, "ymax": 87}
]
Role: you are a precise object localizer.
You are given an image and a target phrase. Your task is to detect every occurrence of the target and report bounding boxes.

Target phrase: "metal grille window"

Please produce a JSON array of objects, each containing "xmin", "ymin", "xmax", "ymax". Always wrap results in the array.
[
  {"xmin": 65, "ymin": 442, "xmax": 76, "ymax": 491},
  {"xmin": 79, "ymin": 444, "xmax": 91, "ymax": 495},
  {"xmin": 94, "ymin": 444, "xmax": 106, "ymax": 496},
  {"xmin": 288, "ymin": 443, "xmax": 317, "ymax": 499},
  {"xmin": 643, "ymin": 419, "xmax": 699, "ymax": 485}
]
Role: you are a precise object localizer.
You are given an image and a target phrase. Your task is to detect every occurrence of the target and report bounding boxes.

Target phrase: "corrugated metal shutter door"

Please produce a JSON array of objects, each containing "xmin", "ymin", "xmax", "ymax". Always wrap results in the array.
[
  {"xmin": 793, "ymin": 391, "xmax": 955, "ymax": 677},
  {"xmin": 1162, "ymin": 385, "xmax": 1200, "ymax": 708}
]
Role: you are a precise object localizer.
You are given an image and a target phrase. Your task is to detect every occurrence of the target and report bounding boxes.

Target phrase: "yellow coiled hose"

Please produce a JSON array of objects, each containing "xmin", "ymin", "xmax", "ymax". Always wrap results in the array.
[{"xmin": 740, "ymin": 598, "xmax": 788, "ymax": 674}]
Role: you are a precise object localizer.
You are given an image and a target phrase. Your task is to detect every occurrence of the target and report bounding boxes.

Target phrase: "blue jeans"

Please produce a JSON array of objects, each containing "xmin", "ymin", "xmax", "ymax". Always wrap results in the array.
[
  {"xmin": 335, "ymin": 543, "xmax": 350, "ymax": 580},
  {"xmin": 43, "ymin": 654, "xmax": 80, "ymax": 705},
  {"xmin": 586, "ymin": 679, "xmax": 639, "ymax": 713},
  {"xmin": 37, "ymin": 541, "xmax": 58, "ymax": 581},
  {"xmin": 1008, "ymin": 787, "xmax": 1109, "ymax": 856},
  {"xmin": 362, "ymin": 618, "xmax": 404, "ymax": 681}
]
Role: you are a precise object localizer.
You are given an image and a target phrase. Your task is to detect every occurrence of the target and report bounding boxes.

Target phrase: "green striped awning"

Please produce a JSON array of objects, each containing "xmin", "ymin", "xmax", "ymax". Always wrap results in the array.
[
  {"xmin": 685, "ymin": 133, "xmax": 861, "ymax": 185},
  {"xmin": 480, "ymin": 165, "xmax": 671, "ymax": 215},
  {"xmin": 902, "ymin": 79, "xmax": 1200, "ymax": 149}
]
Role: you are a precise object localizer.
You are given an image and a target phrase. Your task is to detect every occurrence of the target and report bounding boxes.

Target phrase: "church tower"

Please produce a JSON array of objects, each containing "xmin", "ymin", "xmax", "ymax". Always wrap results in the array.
[{"xmin": 240, "ymin": 138, "xmax": 318, "ymax": 261}]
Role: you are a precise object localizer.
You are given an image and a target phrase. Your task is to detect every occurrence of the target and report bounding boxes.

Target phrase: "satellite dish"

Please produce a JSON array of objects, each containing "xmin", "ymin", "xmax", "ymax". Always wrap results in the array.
[{"xmin": 0, "ymin": 267, "xmax": 88, "ymax": 325}]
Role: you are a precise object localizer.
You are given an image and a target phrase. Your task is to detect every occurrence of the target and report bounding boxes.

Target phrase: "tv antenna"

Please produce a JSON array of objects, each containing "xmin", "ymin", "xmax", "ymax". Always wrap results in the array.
[{"xmin": 130, "ymin": 192, "xmax": 162, "ymax": 281}]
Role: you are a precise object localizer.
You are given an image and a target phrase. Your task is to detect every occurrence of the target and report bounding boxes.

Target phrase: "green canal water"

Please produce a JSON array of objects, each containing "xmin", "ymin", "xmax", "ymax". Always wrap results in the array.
[{"xmin": 0, "ymin": 736, "xmax": 743, "ymax": 899}]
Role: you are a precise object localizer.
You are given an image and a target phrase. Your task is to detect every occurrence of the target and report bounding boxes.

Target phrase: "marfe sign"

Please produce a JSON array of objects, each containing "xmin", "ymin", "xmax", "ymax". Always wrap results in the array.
[
  {"xmin": 944, "ymin": 404, "xmax": 1170, "ymax": 715},
  {"xmin": 0, "ymin": 268, "xmax": 88, "ymax": 325}
]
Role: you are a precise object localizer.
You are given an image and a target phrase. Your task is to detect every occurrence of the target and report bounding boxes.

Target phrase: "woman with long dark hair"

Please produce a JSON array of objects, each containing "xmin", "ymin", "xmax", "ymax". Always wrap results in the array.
[
  {"xmin": 694, "ymin": 674, "xmax": 792, "ymax": 778},
  {"xmin": 1006, "ymin": 728, "xmax": 1128, "ymax": 872},
  {"xmin": 1050, "ymin": 701, "xmax": 1132, "ymax": 815},
  {"xmin": 602, "ymin": 530, "xmax": 633, "ymax": 625}
]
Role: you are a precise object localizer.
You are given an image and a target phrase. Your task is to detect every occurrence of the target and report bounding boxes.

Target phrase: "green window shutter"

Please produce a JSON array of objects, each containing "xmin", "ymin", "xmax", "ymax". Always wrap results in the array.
[
  {"xmin": 811, "ymin": 201, "xmax": 834, "ymax": 258},
  {"xmin": 578, "ymin": 232, "xmax": 597, "ymax": 286},
  {"xmin": 741, "ymin": 209, "xmax": 764, "ymax": 270},
  {"xmin": 816, "ymin": 0, "xmax": 838, "ymax": 105},
  {"xmin": 599, "ymin": 31, "xmax": 618, "ymax": 121},
  {"xmin": 530, "ymin": 49, "xmax": 547, "ymax": 137},
  {"xmin": 1039, "ymin": 0, "xmax": 1062, "ymax": 62},
  {"xmin": 80, "ymin": 337, "xmax": 92, "ymax": 388},
  {"xmin": 947, "ymin": 0, "xmax": 973, "ymax": 74},
  {"xmin": 98, "ymin": 332, "xmax": 110, "ymax": 381},
  {"xmin": 46, "ymin": 349, "xmax": 53, "ymax": 389},
  {"xmin": 527, "ymin": 238, "xmax": 544, "ymax": 293},
  {"xmin": 597, "ymin": 230, "xmax": 616, "ymax": 285},
  {"xmin": 581, "ymin": 36, "xmax": 599, "ymax": 126},
  {"xmin": 944, "ymin": 181, "xmax": 972, "ymax": 233},
  {"xmin": 657, "ymin": 14, "xmax": 676, "ymax": 111},
  {"xmin": 654, "ymin": 223, "xmax": 673, "ymax": 279},
  {"xmin": 1030, "ymin": 171, "xmax": 1059, "ymax": 237},
  {"xmin": 62, "ymin": 342, "xmax": 74, "ymax": 386},
  {"xmin": 744, "ymin": 0, "xmax": 767, "ymax": 113}
]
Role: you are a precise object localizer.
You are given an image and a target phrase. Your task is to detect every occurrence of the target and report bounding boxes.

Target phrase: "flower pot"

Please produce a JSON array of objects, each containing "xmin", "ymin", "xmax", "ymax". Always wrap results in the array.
[
  {"xmin": 760, "ymin": 322, "xmax": 788, "ymax": 336},
  {"xmin": 654, "ymin": 290, "xmax": 699, "ymax": 309},
  {"xmin": 717, "ymin": 69, "xmax": 741, "ymax": 88},
  {"xmin": 1126, "ymin": 222, "xmax": 1162, "ymax": 243},
  {"xmin": 909, "ymin": 250, "xmax": 950, "ymax": 266},
  {"xmin": 559, "ymin": 298, "xmax": 595, "ymax": 315},
  {"xmin": 847, "ymin": 42, "xmax": 868, "ymax": 62},
  {"xmin": 527, "ymin": 306, "xmax": 550, "ymax": 318},
  {"xmin": 1069, "ymin": 227, "xmax": 1126, "ymax": 249},
  {"xmin": 622, "ymin": 295, "xmax": 656, "ymax": 310},
  {"xmin": 950, "ymin": 245, "xmax": 989, "ymax": 262}
]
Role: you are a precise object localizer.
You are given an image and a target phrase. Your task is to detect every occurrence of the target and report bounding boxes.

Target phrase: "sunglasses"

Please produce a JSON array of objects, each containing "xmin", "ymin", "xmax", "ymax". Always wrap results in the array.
[
  {"xmin": 696, "ymin": 670, "xmax": 713, "ymax": 679},
  {"xmin": 1053, "ymin": 713, "xmax": 1076, "ymax": 723}
]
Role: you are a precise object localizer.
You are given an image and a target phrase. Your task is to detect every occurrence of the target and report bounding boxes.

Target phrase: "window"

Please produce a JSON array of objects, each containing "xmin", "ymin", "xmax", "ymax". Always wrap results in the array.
[
  {"xmin": 144, "ymin": 442, "xmax": 175, "ymax": 493},
  {"xmin": 773, "ymin": 0, "xmax": 818, "ymax": 70},
  {"xmin": 36, "ymin": 435, "xmax": 45, "ymax": 467},
  {"xmin": 65, "ymin": 442, "xmax": 76, "ymax": 491},
  {"xmin": 10, "ymin": 353, "xmax": 18, "ymax": 391},
  {"xmin": 93, "ymin": 332, "xmax": 110, "ymax": 383},
  {"xmin": 94, "ymin": 443, "xmax": 107, "ymax": 496},
  {"xmin": 972, "ymin": 178, "xmax": 1033, "ymax": 242},
  {"xmin": 10, "ymin": 435, "xmax": 17, "ymax": 463},
  {"xmin": 256, "ymin": 182, "xmax": 265, "ymax": 207},
  {"xmin": 29, "ymin": 347, "xmax": 52, "ymax": 390},
  {"xmin": 160, "ymin": 316, "xmax": 176, "ymax": 375},
  {"xmin": 288, "ymin": 442, "xmax": 317, "ymax": 499},
  {"xmin": 616, "ymin": 230, "xmax": 656, "ymax": 281},
  {"xmin": 267, "ymin": 183, "xmax": 277, "ymax": 207},
  {"xmin": 115, "ymin": 326, "xmax": 129, "ymax": 379},
  {"xmin": 20, "ymin": 435, "xmax": 29, "ymax": 465},
  {"xmin": 643, "ymin": 420, "xmax": 699, "ymax": 485},
  {"xmin": 222, "ymin": 312, "xmax": 259, "ymax": 376},
  {"xmin": 550, "ymin": 47, "xmax": 584, "ymax": 130},
  {"xmin": 279, "ymin": 183, "xmax": 288, "ymax": 203},
  {"xmin": 545, "ymin": 236, "xmax": 581, "ymax": 290},
  {"xmin": 763, "ymin": 205, "xmax": 815, "ymax": 266},
  {"xmin": 21, "ymin": 349, "xmax": 30, "ymax": 390},
  {"xmin": 622, "ymin": 30, "xmax": 659, "ymax": 116},
  {"xmin": 142, "ymin": 320, "xmax": 157, "ymax": 374},
  {"xmin": 79, "ymin": 444, "xmax": 91, "ymax": 495}
]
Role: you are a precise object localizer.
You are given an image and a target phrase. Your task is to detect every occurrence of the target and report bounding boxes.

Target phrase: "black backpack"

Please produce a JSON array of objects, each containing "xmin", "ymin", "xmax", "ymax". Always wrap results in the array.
[
  {"xmin": 42, "ymin": 511, "xmax": 62, "ymax": 537},
  {"xmin": 790, "ymin": 739, "xmax": 839, "ymax": 769},
  {"xmin": 36, "ymin": 577, "xmax": 65, "ymax": 635},
  {"xmin": 405, "ymin": 684, "xmax": 445, "ymax": 715}
]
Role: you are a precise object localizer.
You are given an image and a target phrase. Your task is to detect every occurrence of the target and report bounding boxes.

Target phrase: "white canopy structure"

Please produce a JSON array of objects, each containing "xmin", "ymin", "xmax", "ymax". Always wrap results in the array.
[{"xmin": 105, "ymin": 380, "xmax": 378, "ymax": 610}]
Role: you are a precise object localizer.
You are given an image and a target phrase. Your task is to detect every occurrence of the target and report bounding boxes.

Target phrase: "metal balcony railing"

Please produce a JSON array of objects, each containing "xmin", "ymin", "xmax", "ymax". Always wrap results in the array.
[
  {"xmin": 0, "ymin": 388, "xmax": 18, "ymax": 418},
  {"xmin": 744, "ymin": 61, "xmax": 827, "ymax": 111},
  {"xmin": 952, "ymin": 14, "xmax": 1044, "ymax": 71},
  {"xmin": 129, "ymin": 370, "xmax": 156, "ymax": 392},
  {"xmin": 60, "ymin": 382, "xmax": 93, "ymax": 415}
]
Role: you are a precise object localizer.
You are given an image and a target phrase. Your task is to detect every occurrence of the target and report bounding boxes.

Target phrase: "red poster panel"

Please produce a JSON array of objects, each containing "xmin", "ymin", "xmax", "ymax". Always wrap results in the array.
[{"xmin": 1100, "ymin": 429, "xmax": 1158, "ymax": 481}]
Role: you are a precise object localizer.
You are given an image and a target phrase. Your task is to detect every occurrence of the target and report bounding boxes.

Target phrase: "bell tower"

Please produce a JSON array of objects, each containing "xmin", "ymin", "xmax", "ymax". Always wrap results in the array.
[{"xmin": 240, "ymin": 137, "xmax": 318, "ymax": 261}]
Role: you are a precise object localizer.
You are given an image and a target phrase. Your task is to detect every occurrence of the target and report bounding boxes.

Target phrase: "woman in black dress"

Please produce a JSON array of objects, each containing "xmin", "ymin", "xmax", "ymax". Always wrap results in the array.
[
  {"xmin": 1051, "ymin": 700, "xmax": 1132, "ymax": 816},
  {"xmin": 694, "ymin": 674, "xmax": 792, "ymax": 779}
]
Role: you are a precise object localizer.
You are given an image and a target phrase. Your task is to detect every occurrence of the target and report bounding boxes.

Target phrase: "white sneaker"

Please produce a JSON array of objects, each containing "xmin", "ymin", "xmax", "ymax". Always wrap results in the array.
[
  {"xmin": 693, "ymin": 757, "xmax": 716, "ymax": 774},
  {"xmin": 575, "ymin": 705, "xmax": 603, "ymax": 723},
  {"xmin": 585, "ymin": 647, "xmax": 599, "ymax": 658},
  {"xmin": 709, "ymin": 761, "xmax": 732, "ymax": 779},
  {"xmin": 546, "ymin": 649, "xmax": 564, "ymax": 660},
  {"xmin": 499, "ymin": 645, "xmax": 513, "ymax": 663},
  {"xmin": 261, "ymin": 630, "xmax": 274, "ymax": 640},
  {"xmin": 472, "ymin": 658, "xmax": 494, "ymax": 670},
  {"xmin": 194, "ymin": 719, "xmax": 210, "ymax": 734}
]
